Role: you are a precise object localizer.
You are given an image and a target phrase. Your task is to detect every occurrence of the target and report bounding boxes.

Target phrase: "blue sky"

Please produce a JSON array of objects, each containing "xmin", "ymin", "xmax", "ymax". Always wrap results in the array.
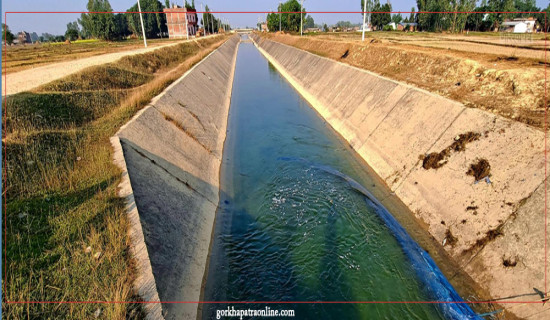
[{"xmin": 1, "ymin": 0, "xmax": 549, "ymax": 35}]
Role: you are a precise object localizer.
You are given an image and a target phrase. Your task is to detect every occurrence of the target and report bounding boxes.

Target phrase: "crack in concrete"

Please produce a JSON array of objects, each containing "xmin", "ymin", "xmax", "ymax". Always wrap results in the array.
[
  {"xmin": 151, "ymin": 106, "xmax": 212, "ymax": 154},
  {"xmin": 176, "ymin": 101, "xmax": 207, "ymax": 131},
  {"xmin": 459, "ymin": 177, "xmax": 547, "ymax": 270}
]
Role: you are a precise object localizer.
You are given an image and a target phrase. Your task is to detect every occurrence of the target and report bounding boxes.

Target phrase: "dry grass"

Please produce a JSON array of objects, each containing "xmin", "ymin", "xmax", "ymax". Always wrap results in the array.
[
  {"xmin": 3, "ymin": 38, "xmax": 181, "ymax": 75},
  {"xmin": 2, "ymin": 34, "xmax": 230, "ymax": 319}
]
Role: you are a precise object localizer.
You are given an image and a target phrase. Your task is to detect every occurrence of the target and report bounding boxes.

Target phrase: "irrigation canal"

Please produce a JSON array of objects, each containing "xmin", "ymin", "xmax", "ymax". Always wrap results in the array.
[{"xmin": 201, "ymin": 36, "xmax": 481, "ymax": 320}]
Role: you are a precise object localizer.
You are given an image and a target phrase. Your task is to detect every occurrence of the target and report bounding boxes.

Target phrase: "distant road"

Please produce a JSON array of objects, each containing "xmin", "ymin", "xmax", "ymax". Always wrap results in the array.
[{"xmin": 2, "ymin": 35, "xmax": 219, "ymax": 96}]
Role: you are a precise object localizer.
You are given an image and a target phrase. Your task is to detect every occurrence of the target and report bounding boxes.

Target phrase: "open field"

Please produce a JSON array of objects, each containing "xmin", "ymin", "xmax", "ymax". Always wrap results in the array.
[
  {"xmin": 264, "ymin": 31, "xmax": 548, "ymax": 129},
  {"xmin": 306, "ymin": 31, "xmax": 548, "ymax": 59},
  {"xmin": 2, "ymin": 35, "xmax": 229, "ymax": 319},
  {"xmin": 3, "ymin": 38, "xmax": 181, "ymax": 75}
]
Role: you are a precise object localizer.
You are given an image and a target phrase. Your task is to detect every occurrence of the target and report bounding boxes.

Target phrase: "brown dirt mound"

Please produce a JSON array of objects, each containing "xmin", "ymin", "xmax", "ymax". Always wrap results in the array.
[
  {"xmin": 502, "ymin": 256, "xmax": 518, "ymax": 268},
  {"xmin": 422, "ymin": 151, "xmax": 449, "ymax": 169},
  {"xmin": 445, "ymin": 229, "xmax": 458, "ymax": 247},
  {"xmin": 422, "ymin": 132, "xmax": 481, "ymax": 170},
  {"xmin": 466, "ymin": 158, "xmax": 491, "ymax": 181}
]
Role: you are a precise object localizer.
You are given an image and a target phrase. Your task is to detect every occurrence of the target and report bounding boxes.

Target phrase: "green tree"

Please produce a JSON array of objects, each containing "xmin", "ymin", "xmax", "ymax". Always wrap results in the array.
[
  {"xmin": 450, "ymin": 0, "xmax": 477, "ymax": 33},
  {"xmin": 360, "ymin": 0, "xmax": 374, "ymax": 28},
  {"xmin": 409, "ymin": 7, "xmax": 416, "ymax": 23},
  {"xmin": 323, "ymin": 23, "xmax": 329, "ymax": 32},
  {"xmin": 266, "ymin": 9, "xmax": 279, "ymax": 31},
  {"xmin": 79, "ymin": 0, "xmax": 117, "ymax": 40},
  {"xmin": 417, "ymin": 0, "xmax": 452, "ymax": 31},
  {"xmin": 465, "ymin": 5, "xmax": 497, "ymax": 31},
  {"xmin": 304, "ymin": 15, "xmax": 315, "ymax": 29},
  {"xmin": 41, "ymin": 33, "xmax": 55, "ymax": 42},
  {"xmin": 202, "ymin": 5, "xmax": 218, "ymax": 34},
  {"xmin": 335, "ymin": 21, "xmax": 355, "ymax": 29},
  {"xmin": 514, "ymin": 0, "xmax": 542, "ymax": 23},
  {"xmin": 30, "ymin": 32, "xmax": 39, "ymax": 42},
  {"xmin": 126, "ymin": 0, "xmax": 166, "ymax": 39},
  {"xmin": 2, "ymin": 24, "xmax": 15, "ymax": 44},
  {"xmin": 392, "ymin": 13, "xmax": 403, "ymax": 24},
  {"xmin": 65, "ymin": 21, "xmax": 80, "ymax": 41},
  {"xmin": 114, "ymin": 13, "xmax": 130, "ymax": 39},
  {"xmin": 543, "ymin": 3, "xmax": 550, "ymax": 32},
  {"xmin": 266, "ymin": 0, "xmax": 304, "ymax": 32},
  {"xmin": 371, "ymin": 0, "xmax": 391, "ymax": 30},
  {"xmin": 486, "ymin": 0, "xmax": 516, "ymax": 27}
]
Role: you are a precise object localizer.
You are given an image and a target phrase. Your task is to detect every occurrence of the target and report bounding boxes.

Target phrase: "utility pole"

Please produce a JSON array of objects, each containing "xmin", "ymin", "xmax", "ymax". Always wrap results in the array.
[
  {"xmin": 184, "ymin": 1, "xmax": 189, "ymax": 40},
  {"xmin": 362, "ymin": 0, "xmax": 367, "ymax": 41},
  {"xmin": 211, "ymin": 8, "xmax": 214, "ymax": 33},
  {"xmin": 279, "ymin": 2, "xmax": 281, "ymax": 32},
  {"xmin": 137, "ymin": 0, "xmax": 147, "ymax": 47},
  {"xmin": 300, "ymin": 0, "xmax": 304, "ymax": 36},
  {"xmin": 202, "ymin": 3, "xmax": 207, "ymax": 35}
]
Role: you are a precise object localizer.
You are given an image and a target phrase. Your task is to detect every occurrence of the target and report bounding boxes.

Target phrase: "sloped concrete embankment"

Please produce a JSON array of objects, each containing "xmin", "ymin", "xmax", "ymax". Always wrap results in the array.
[
  {"xmin": 251, "ymin": 34, "xmax": 548, "ymax": 319},
  {"xmin": 111, "ymin": 35, "xmax": 239, "ymax": 320}
]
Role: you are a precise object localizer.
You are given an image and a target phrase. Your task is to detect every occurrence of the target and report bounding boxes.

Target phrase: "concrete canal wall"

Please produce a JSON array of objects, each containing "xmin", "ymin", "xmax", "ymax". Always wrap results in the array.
[
  {"xmin": 111, "ymin": 35, "xmax": 239, "ymax": 319},
  {"xmin": 252, "ymin": 34, "xmax": 548, "ymax": 318}
]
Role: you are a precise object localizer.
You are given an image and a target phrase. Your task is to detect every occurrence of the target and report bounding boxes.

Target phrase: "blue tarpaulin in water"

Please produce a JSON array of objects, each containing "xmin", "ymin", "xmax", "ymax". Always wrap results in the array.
[{"xmin": 279, "ymin": 157, "xmax": 482, "ymax": 320}]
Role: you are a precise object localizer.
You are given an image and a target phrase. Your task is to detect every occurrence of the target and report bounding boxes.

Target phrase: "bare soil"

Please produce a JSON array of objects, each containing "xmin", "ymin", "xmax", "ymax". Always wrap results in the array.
[{"xmin": 262, "ymin": 32, "xmax": 548, "ymax": 130}]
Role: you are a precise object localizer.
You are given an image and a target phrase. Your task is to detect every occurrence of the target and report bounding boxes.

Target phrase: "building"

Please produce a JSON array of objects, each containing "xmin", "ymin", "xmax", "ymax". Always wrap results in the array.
[
  {"xmin": 305, "ymin": 27, "xmax": 321, "ymax": 33},
  {"xmin": 17, "ymin": 31, "xmax": 31, "ymax": 44},
  {"xmin": 356, "ymin": 24, "xmax": 372, "ymax": 32},
  {"xmin": 398, "ymin": 22, "xmax": 418, "ymax": 32},
  {"xmin": 260, "ymin": 22, "xmax": 268, "ymax": 32},
  {"xmin": 501, "ymin": 18, "xmax": 537, "ymax": 33},
  {"xmin": 163, "ymin": 5, "xmax": 198, "ymax": 39}
]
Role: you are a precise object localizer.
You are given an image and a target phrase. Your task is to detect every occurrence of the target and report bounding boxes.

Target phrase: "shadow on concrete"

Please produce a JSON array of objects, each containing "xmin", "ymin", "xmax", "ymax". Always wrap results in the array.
[{"xmin": 120, "ymin": 138, "xmax": 220, "ymax": 319}]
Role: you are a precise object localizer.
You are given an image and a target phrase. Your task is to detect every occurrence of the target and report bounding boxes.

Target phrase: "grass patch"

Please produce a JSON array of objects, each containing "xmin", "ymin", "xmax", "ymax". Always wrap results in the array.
[
  {"xmin": 117, "ymin": 37, "xmax": 221, "ymax": 74},
  {"xmin": 3, "ymin": 91, "xmax": 127, "ymax": 135},
  {"xmin": 37, "ymin": 65, "xmax": 152, "ymax": 92},
  {"xmin": 2, "ymin": 34, "xmax": 230, "ymax": 318}
]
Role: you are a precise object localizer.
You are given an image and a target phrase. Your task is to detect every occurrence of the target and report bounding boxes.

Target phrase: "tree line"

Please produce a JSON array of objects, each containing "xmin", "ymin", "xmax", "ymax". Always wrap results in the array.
[
  {"xmin": 260, "ymin": 0, "xmax": 549, "ymax": 35},
  {"xmin": 77, "ymin": 0, "xmax": 206, "ymax": 41},
  {"xmin": 360, "ymin": 0, "xmax": 549, "ymax": 33},
  {"xmin": 2, "ymin": 0, "xmax": 227, "ymax": 44}
]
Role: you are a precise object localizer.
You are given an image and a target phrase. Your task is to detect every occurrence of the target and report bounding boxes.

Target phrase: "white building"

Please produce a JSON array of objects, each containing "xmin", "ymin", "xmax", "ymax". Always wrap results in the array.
[{"xmin": 501, "ymin": 18, "xmax": 537, "ymax": 33}]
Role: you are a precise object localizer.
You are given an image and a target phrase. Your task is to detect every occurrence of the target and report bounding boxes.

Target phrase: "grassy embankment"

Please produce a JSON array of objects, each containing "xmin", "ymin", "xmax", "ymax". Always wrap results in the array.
[
  {"xmin": 3, "ymin": 38, "xmax": 182, "ymax": 75},
  {"xmin": 2, "ymin": 35, "xmax": 229, "ymax": 319}
]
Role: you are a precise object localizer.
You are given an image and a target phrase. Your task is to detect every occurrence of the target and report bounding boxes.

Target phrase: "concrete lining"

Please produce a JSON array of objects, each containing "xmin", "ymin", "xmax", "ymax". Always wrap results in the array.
[
  {"xmin": 252, "ymin": 34, "xmax": 548, "ymax": 318},
  {"xmin": 111, "ymin": 35, "xmax": 239, "ymax": 320}
]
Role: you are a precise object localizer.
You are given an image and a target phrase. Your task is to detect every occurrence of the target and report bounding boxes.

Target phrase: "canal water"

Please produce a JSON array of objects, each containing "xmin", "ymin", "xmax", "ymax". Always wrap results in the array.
[{"xmin": 202, "ymin": 39, "xmax": 479, "ymax": 319}]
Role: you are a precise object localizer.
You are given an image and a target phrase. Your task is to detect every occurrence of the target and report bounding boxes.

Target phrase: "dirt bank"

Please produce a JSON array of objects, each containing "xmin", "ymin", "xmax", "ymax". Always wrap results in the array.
[
  {"xmin": 112, "ymin": 35, "xmax": 239, "ymax": 319},
  {"xmin": 261, "ymin": 33, "xmax": 547, "ymax": 130},
  {"xmin": 252, "ymin": 34, "xmax": 548, "ymax": 319}
]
